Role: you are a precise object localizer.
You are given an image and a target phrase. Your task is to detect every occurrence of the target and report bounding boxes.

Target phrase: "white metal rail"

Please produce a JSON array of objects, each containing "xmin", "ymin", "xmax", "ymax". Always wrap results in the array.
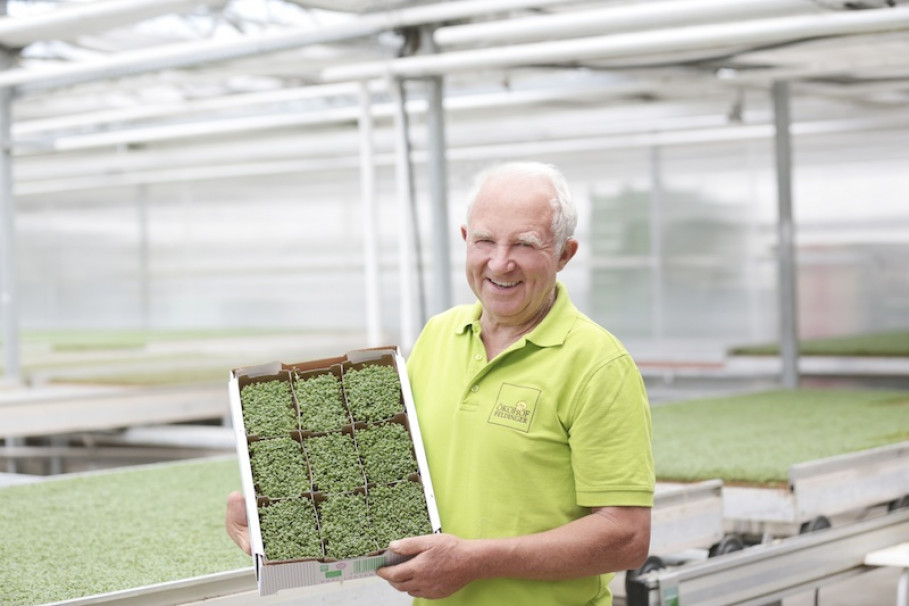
[
  {"xmin": 638, "ymin": 507, "xmax": 909, "ymax": 606},
  {"xmin": 724, "ymin": 441, "xmax": 909, "ymax": 538}
]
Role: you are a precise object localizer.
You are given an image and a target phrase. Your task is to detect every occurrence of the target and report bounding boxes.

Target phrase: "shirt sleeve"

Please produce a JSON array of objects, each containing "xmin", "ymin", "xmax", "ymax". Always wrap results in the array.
[{"xmin": 566, "ymin": 353, "xmax": 655, "ymax": 508}]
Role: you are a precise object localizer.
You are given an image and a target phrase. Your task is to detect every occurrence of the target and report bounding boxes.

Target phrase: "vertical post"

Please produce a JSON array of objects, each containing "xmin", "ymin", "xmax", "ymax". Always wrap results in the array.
[
  {"xmin": 390, "ymin": 76, "xmax": 417, "ymax": 349},
  {"xmin": 137, "ymin": 184, "xmax": 150, "ymax": 331},
  {"xmin": 772, "ymin": 80, "xmax": 800, "ymax": 388},
  {"xmin": 649, "ymin": 145, "xmax": 664, "ymax": 342},
  {"xmin": 358, "ymin": 81, "xmax": 382, "ymax": 346},
  {"xmin": 0, "ymin": 3, "xmax": 21, "ymax": 470},
  {"xmin": 0, "ymin": 48, "xmax": 20, "ymax": 384},
  {"xmin": 421, "ymin": 26, "xmax": 452, "ymax": 317}
]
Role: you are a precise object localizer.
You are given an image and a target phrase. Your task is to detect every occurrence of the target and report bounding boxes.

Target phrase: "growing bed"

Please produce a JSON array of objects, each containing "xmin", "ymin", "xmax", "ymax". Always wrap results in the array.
[
  {"xmin": 0, "ymin": 457, "xmax": 250, "ymax": 606},
  {"xmin": 652, "ymin": 388, "xmax": 909, "ymax": 486},
  {"xmin": 729, "ymin": 329, "xmax": 909, "ymax": 358},
  {"xmin": 3, "ymin": 389, "xmax": 905, "ymax": 605}
]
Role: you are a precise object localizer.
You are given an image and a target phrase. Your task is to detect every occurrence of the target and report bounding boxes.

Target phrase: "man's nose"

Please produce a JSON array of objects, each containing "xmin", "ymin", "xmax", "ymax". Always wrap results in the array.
[{"xmin": 488, "ymin": 245, "xmax": 514, "ymax": 272}]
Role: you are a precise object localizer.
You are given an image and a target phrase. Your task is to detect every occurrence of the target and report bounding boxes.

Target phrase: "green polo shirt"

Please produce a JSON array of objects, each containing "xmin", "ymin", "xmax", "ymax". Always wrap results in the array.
[{"xmin": 406, "ymin": 283, "xmax": 654, "ymax": 606}]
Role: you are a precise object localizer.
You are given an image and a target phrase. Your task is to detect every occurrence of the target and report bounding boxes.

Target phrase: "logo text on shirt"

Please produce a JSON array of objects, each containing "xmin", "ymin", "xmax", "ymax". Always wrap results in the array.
[{"xmin": 487, "ymin": 383, "xmax": 540, "ymax": 432}]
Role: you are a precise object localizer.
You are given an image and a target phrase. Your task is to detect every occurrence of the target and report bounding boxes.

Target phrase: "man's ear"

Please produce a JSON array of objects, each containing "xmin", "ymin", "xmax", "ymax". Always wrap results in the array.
[
  {"xmin": 557, "ymin": 239, "xmax": 579, "ymax": 270},
  {"xmin": 460, "ymin": 225, "xmax": 468, "ymax": 242}
]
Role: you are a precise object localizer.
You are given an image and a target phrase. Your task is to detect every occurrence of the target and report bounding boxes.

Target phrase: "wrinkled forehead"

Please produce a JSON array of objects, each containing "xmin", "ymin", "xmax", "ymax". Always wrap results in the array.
[{"xmin": 468, "ymin": 174, "xmax": 557, "ymax": 222}]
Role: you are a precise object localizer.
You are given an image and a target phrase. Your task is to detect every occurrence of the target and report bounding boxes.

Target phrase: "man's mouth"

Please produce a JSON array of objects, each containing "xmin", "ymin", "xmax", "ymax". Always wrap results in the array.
[{"xmin": 488, "ymin": 278, "xmax": 520, "ymax": 289}]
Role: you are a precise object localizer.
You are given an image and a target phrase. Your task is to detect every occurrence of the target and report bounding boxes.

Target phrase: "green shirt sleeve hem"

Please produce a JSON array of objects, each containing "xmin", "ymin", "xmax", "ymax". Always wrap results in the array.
[{"xmin": 578, "ymin": 489, "xmax": 654, "ymax": 508}]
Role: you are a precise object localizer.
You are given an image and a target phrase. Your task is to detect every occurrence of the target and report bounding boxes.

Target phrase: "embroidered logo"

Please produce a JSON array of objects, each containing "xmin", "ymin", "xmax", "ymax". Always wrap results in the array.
[{"xmin": 487, "ymin": 383, "xmax": 540, "ymax": 432}]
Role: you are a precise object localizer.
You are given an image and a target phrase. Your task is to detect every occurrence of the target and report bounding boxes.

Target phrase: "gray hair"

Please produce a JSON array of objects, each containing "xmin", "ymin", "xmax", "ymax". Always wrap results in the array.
[{"xmin": 465, "ymin": 161, "xmax": 578, "ymax": 253}]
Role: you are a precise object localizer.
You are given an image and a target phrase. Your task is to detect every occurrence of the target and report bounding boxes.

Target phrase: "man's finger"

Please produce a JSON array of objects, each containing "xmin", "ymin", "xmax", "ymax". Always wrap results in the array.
[
  {"xmin": 388, "ymin": 535, "xmax": 430, "ymax": 556},
  {"xmin": 225, "ymin": 491, "xmax": 251, "ymax": 555}
]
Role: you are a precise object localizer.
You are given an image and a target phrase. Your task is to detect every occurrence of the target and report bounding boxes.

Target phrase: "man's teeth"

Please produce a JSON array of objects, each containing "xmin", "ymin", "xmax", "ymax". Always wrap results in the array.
[{"xmin": 490, "ymin": 279, "xmax": 518, "ymax": 288}]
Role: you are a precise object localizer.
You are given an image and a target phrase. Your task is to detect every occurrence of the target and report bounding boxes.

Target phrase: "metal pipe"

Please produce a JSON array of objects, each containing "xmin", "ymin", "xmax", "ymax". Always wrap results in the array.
[
  {"xmin": 16, "ymin": 111, "xmax": 909, "ymax": 196},
  {"xmin": 358, "ymin": 81, "xmax": 382, "ymax": 346},
  {"xmin": 322, "ymin": 7, "xmax": 909, "ymax": 81},
  {"xmin": 434, "ymin": 0, "xmax": 819, "ymax": 48},
  {"xmin": 772, "ymin": 80, "xmax": 800, "ymax": 389},
  {"xmin": 39, "ymin": 79, "xmax": 655, "ymax": 152},
  {"xmin": 390, "ymin": 77, "xmax": 417, "ymax": 350},
  {"xmin": 0, "ymin": 0, "xmax": 579, "ymax": 93},
  {"xmin": 0, "ymin": 53, "xmax": 20, "ymax": 384},
  {"xmin": 13, "ymin": 82, "xmax": 377, "ymax": 137},
  {"xmin": 421, "ymin": 26, "xmax": 452, "ymax": 317},
  {"xmin": 649, "ymin": 146, "xmax": 664, "ymax": 343},
  {"xmin": 0, "ymin": 0, "xmax": 227, "ymax": 48},
  {"xmin": 136, "ymin": 184, "xmax": 150, "ymax": 331}
]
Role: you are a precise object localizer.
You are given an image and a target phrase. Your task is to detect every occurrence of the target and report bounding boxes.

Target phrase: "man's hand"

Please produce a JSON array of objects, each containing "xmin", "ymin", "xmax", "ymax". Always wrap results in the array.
[
  {"xmin": 225, "ymin": 490, "xmax": 252, "ymax": 555},
  {"xmin": 377, "ymin": 533, "xmax": 479, "ymax": 599},
  {"xmin": 377, "ymin": 506, "xmax": 650, "ymax": 598}
]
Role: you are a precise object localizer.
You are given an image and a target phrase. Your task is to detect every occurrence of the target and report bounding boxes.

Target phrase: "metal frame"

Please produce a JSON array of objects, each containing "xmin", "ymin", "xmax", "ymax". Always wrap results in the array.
[
  {"xmin": 724, "ymin": 441, "xmax": 909, "ymax": 537},
  {"xmin": 43, "ymin": 492, "xmax": 909, "ymax": 606},
  {"xmin": 0, "ymin": 384, "xmax": 229, "ymax": 439},
  {"xmin": 646, "ymin": 507, "xmax": 909, "ymax": 606},
  {"xmin": 651, "ymin": 480, "xmax": 725, "ymax": 556}
]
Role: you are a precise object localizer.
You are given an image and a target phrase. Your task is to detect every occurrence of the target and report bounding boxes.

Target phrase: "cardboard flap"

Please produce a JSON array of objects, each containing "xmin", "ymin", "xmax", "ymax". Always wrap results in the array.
[
  {"xmin": 346, "ymin": 347, "xmax": 397, "ymax": 364},
  {"xmin": 233, "ymin": 361, "xmax": 283, "ymax": 379}
]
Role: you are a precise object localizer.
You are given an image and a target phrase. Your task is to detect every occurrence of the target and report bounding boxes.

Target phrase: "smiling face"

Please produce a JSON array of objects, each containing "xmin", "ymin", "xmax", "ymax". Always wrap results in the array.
[{"xmin": 461, "ymin": 172, "xmax": 578, "ymax": 331}]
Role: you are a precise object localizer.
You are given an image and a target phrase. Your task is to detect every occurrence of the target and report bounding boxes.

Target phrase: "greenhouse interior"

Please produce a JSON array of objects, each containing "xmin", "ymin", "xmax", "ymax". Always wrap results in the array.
[{"xmin": 0, "ymin": 0, "xmax": 908, "ymax": 604}]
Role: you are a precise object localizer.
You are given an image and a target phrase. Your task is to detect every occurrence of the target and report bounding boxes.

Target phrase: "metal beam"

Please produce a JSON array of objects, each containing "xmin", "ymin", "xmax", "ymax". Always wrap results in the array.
[
  {"xmin": 358, "ymin": 81, "xmax": 382, "ymax": 346},
  {"xmin": 0, "ymin": 0, "xmax": 579, "ymax": 94},
  {"xmin": 649, "ymin": 145, "xmax": 665, "ymax": 342},
  {"xmin": 322, "ymin": 7, "xmax": 909, "ymax": 81},
  {"xmin": 651, "ymin": 508, "xmax": 909, "ymax": 606},
  {"xmin": 0, "ymin": 384, "xmax": 229, "ymax": 439},
  {"xmin": 0, "ymin": 48, "xmax": 19, "ymax": 383},
  {"xmin": 421, "ymin": 26, "xmax": 452, "ymax": 317},
  {"xmin": 0, "ymin": 0, "xmax": 227, "ymax": 49},
  {"xmin": 390, "ymin": 77, "xmax": 419, "ymax": 349},
  {"xmin": 772, "ymin": 80, "xmax": 800, "ymax": 388}
]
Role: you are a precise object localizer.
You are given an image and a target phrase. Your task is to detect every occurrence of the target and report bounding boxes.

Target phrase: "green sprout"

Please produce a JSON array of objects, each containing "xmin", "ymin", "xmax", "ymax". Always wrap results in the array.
[
  {"xmin": 343, "ymin": 364, "xmax": 403, "ymax": 423},
  {"xmin": 305, "ymin": 432, "xmax": 364, "ymax": 493},
  {"xmin": 249, "ymin": 438, "xmax": 311, "ymax": 498},
  {"xmin": 294, "ymin": 372, "xmax": 349, "ymax": 432},
  {"xmin": 240, "ymin": 380, "xmax": 296, "ymax": 437},
  {"xmin": 368, "ymin": 481, "xmax": 433, "ymax": 548},
  {"xmin": 356, "ymin": 422, "xmax": 418, "ymax": 484},
  {"xmin": 258, "ymin": 498, "xmax": 323, "ymax": 562},
  {"xmin": 318, "ymin": 493, "xmax": 376, "ymax": 559}
]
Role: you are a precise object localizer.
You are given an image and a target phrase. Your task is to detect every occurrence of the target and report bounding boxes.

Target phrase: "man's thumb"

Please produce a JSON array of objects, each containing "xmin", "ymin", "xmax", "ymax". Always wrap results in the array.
[{"xmin": 387, "ymin": 536, "xmax": 426, "ymax": 556}]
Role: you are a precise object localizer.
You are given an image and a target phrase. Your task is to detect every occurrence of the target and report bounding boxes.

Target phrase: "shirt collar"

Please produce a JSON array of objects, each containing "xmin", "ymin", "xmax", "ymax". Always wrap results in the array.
[{"xmin": 453, "ymin": 282, "xmax": 575, "ymax": 349}]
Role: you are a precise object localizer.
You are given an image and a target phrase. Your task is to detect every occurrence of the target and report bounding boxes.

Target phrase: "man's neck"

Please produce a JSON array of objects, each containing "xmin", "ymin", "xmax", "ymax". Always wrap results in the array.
[{"xmin": 479, "ymin": 288, "xmax": 556, "ymax": 359}]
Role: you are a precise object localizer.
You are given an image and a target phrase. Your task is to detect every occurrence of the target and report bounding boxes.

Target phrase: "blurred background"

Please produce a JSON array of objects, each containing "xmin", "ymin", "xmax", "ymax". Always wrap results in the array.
[
  {"xmin": 4, "ymin": 0, "xmax": 908, "ymax": 360},
  {"xmin": 0, "ymin": 1, "xmax": 908, "ymax": 604}
]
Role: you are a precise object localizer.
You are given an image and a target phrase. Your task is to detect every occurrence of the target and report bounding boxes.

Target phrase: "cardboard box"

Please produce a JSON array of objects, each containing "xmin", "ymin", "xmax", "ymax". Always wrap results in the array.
[{"xmin": 228, "ymin": 346, "xmax": 441, "ymax": 596}]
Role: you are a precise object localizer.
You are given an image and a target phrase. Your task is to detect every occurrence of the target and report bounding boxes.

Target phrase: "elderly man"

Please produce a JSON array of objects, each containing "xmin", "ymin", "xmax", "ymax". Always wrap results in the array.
[
  {"xmin": 377, "ymin": 161, "xmax": 654, "ymax": 605},
  {"xmin": 226, "ymin": 161, "xmax": 654, "ymax": 605}
]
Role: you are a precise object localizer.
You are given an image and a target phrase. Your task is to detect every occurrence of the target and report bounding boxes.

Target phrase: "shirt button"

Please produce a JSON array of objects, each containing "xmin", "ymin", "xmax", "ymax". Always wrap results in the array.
[
  {"xmin": 474, "ymin": 354, "xmax": 483, "ymax": 360},
  {"xmin": 470, "ymin": 385, "xmax": 479, "ymax": 392}
]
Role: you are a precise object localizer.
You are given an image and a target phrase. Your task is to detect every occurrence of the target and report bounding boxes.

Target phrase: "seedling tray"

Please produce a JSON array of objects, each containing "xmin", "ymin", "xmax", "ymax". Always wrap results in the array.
[{"xmin": 228, "ymin": 346, "xmax": 440, "ymax": 595}]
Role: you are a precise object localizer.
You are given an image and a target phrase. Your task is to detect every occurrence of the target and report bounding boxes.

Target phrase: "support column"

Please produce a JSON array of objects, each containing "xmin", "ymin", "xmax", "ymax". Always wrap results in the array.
[
  {"xmin": 649, "ymin": 145, "xmax": 665, "ymax": 342},
  {"xmin": 358, "ymin": 81, "xmax": 382, "ymax": 346},
  {"xmin": 0, "ymin": 48, "xmax": 20, "ymax": 384},
  {"xmin": 137, "ymin": 184, "xmax": 150, "ymax": 331},
  {"xmin": 390, "ymin": 77, "xmax": 418, "ymax": 350},
  {"xmin": 421, "ymin": 26, "xmax": 452, "ymax": 317},
  {"xmin": 772, "ymin": 80, "xmax": 800, "ymax": 388}
]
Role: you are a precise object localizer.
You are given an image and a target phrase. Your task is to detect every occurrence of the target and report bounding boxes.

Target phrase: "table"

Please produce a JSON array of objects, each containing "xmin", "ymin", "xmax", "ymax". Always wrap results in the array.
[{"xmin": 865, "ymin": 542, "xmax": 909, "ymax": 606}]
